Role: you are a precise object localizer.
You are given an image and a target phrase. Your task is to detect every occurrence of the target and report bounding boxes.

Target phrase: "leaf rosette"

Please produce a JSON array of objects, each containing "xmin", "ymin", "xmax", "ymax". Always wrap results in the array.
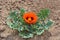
[{"xmin": 6, "ymin": 8, "xmax": 53, "ymax": 38}]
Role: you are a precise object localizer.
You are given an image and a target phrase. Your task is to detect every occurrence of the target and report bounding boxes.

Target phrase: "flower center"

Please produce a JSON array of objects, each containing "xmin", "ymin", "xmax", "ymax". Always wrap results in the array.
[
  {"xmin": 26, "ymin": 17, "xmax": 34, "ymax": 22},
  {"xmin": 28, "ymin": 18, "xmax": 32, "ymax": 21}
]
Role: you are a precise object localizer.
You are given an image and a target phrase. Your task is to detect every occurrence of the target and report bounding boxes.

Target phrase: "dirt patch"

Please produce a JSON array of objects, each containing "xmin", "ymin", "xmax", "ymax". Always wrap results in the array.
[{"xmin": 0, "ymin": 0, "xmax": 60, "ymax": 40}]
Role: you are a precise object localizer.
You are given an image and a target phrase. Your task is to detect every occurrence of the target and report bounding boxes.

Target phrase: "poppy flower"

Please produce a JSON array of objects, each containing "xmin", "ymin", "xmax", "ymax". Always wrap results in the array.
[{"xmin": 23, "ymin": 12, "xmax": 38, "ymax": 24}]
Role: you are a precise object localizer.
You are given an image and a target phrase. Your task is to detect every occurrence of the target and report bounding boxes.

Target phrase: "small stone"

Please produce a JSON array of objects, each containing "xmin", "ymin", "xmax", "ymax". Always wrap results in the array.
[
  {"xmin": 0, "ymin": 25, "xmax": 5, "ymax": 32},
  {"xmin": 0, "ymin": 27, "xmax": 14, "ymax": 38},
  {"xmin": 6, "ymin": 35, "xmax": 14, "ymax": 40},
  {"xmin": 0, "ymin": 6, "xmax": 2, "ymax": 10}
]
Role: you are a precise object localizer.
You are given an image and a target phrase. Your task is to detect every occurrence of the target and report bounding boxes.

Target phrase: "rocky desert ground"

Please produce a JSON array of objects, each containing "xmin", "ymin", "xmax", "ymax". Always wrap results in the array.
[{"xmin": 0, "ymin": 0, "xmax": 60, "ymax": 40}]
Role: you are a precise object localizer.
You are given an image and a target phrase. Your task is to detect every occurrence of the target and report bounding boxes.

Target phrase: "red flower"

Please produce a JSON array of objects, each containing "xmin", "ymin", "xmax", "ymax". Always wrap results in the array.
[{"xmin": 23, "ymin": 12, "xmax": 38, "ymax": 24}]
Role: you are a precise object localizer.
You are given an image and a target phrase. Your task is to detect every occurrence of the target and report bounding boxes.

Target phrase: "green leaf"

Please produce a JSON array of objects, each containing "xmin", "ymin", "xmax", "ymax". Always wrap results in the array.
[
  {"xmin": 7, "ymin": 17, "xmax": 19, "ymax": 29},
  {"xmin": 20, "ymin": 8, "xmax": 25, "ymax": 16},
  {"xmin": 18, "ymin": 26, "xmax": 24, "ymax": 32},
  {"xmin": 36, "ymin": 29, "xmax": 44, "ymax": 35},
  {"xmin": 36, "ymin": 22, "xmax": 43, "ymax": 29},
  {"xmin": 18, "ymin": 17, "xmax": 24, "ymax": 23},
  {"xmin": 9, "ymin": 11, "xmax": 18, "ymax": 18},
  {"xmin": 44, "ymin": 20, "xmax": 53, "ymax": 30},
  {"xmin": 6, "ymin": 20, "xmax": 13, "ymax": 28},
  {"xmin": 19, "ymin": 32, "xmax": 33, "ymax": 38},
  {"xmin": 30, "ymin": 24, "xmax": 38, "ymax": 32},
  {"xmin": 38, "ymin": 8, "xmax": 50, "ymax": 20},
  {"xmin": 11, "ymin": 22, "xmax": 19, "ymax": 29},
  {"xmin": 9, "ymin": 11, "xmax": 19, "ymax": 22}
]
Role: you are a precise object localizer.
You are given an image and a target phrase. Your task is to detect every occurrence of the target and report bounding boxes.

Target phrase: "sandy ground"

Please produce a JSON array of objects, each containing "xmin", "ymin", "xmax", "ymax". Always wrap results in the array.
[{"xmin": 0, "ymin": 0, "xmax": 60, "ymax": 40}]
